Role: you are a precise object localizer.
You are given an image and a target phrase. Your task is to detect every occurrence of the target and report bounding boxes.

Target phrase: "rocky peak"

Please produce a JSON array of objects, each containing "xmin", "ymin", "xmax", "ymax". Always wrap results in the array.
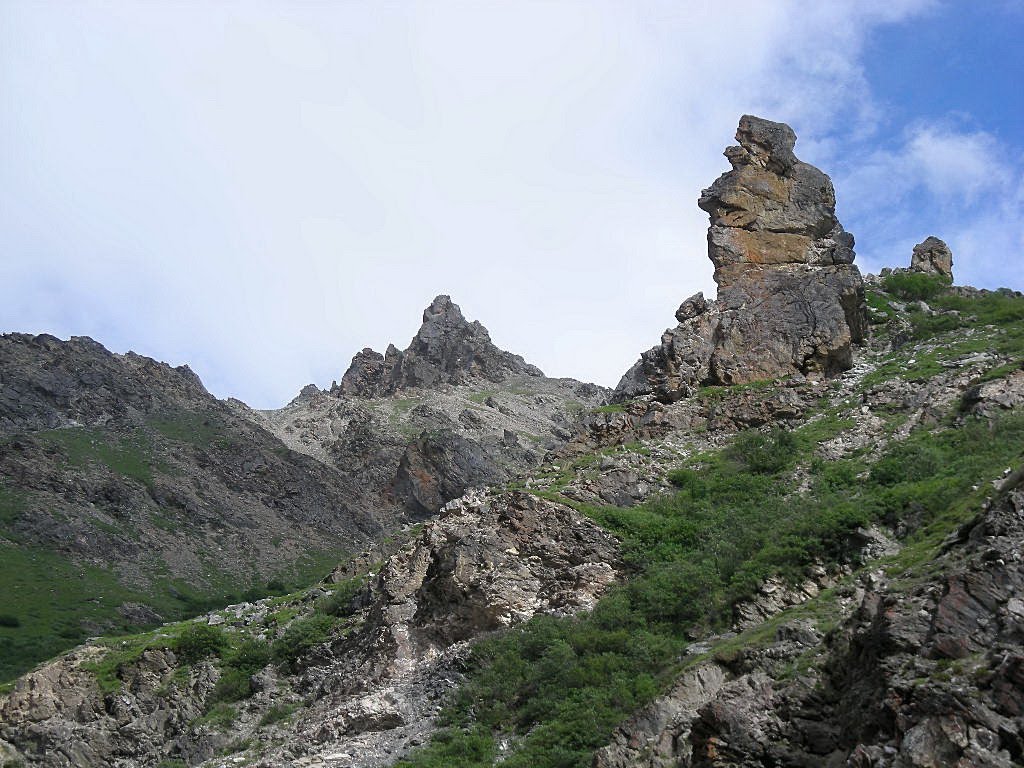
[
  {"xmin": 911, "ymin": 235, "xmax": 954, "ymax": 279},
  {"xmin": 337, "ymin": 295, "xmax": 542, "ymax": 397},
  {"xmin": 615, "ymin": 115, "xmax": 867, "ymax": 401},
  {"xmin": 0, "ymin": 332, "xmax": 213, "ymax": 436}
]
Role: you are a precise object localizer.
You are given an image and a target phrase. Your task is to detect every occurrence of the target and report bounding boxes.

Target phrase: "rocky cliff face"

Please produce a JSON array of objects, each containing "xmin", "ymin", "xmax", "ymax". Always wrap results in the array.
[
  {"xmin": 337, "ymin": 296, "xmax": 542, "ymax": 397},
  {"xmin": 0, "ymin": 490, "xmax": 619, "ymax": 768},
  {"xmin": 616, "ymin": 115, "xmax": 867, "ymax": 401},
  {"xmin": 244, "ymin": 296, "xmax": 606, "ymax": 525}
]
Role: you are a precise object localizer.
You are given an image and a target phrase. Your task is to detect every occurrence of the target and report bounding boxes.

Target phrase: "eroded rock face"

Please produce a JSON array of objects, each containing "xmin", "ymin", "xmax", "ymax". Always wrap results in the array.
[
  {"xmin": 593, "ymin": 470, "xmax": 1024, "ymax": 768},
  {"xmin": 615, "ymin": 115, "xmax": 867, "ymax": 401},
  {"xmin": 911, "ymin": 236, "xmax": 954, "ymax": 279},
  {"xmin": 337, "ymin": 296, "xmax": 543, "ymax": 397}
]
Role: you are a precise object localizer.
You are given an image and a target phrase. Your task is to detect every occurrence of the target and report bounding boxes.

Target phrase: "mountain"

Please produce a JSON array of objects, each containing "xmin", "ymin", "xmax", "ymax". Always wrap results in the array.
[
  {"xmin": 0, "ymin": 301, "xmax": 604, "ymax": 683},
  {"xmin": 1, "ymin": 115, "xmax": 1023, "ymax": 768}
]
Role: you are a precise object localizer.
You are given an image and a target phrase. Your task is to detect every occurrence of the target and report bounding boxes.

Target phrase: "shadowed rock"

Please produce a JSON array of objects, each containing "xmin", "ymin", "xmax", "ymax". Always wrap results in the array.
[{"xmin": 338, "ymin": 295, "xmax": 542, "ymax": 397}]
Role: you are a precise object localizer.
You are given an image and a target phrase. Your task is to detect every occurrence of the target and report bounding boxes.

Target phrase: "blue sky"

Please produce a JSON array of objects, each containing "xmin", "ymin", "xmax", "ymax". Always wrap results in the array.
[{"xmin": 1, "ymin": 1, "xmax": 1021, "ymax": 407}]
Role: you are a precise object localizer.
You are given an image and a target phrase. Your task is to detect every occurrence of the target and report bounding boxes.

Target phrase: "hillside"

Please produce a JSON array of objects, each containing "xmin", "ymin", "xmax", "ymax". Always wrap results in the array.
[
  {"xmin": 0, "ymin": 301, "xmax": 603, "ymax": 683},
  {"xmin": 1, "ymin": 115, "xmax": 1022, "ymax": 768}
]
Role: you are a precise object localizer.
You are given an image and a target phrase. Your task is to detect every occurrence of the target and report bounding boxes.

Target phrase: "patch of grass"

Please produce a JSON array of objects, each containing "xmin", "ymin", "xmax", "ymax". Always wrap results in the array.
[
  {"xmin": 271, "ymin": 613, "xmax": 336, "ymax": 666},
  {"xmin": 591, "ymin": 402, "xmax": 627, "ymax": 414},
  {"xmin": 0, "ymin": 543, "xmax": 163, "ymax": 684},
  {"xmin": 148, "ymin": 412, "xmax": 234, "ymax": 449},
  {"xmin": 0, "ymin": 485, "xmax": 27, "ymax": 528},
  {"xmin": 259, "ymin": 701, "xmax": 301, "ymax": 726},
  {"xmin": 194, "ymin": 702, "xmax": 237, "ymax": 730},
  {"xmin": 38, "ymin": 428, "xmax": 155, "ymax": 487}
]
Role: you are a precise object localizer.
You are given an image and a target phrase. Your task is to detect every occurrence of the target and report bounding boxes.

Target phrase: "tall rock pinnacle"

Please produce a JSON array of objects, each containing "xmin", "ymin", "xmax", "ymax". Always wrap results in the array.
[
  {"xmin": 616, "ymin": 115, "xmax": 867, "ymax": 401},
  {"xmin": 338, "ymin": 295, "xmax": 543, "ymax": 397}
]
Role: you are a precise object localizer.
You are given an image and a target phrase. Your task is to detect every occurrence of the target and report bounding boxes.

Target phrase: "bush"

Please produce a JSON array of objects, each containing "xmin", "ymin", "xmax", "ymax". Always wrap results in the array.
[
  {"xmin": 272, "ymin": 614, "xmax": 335, "ymax": 665},
  {"xmin": 173, "ymin": 624, "xmax": 228, "ymax": 664},
  {"xmin": 0, "ymin": 614, "xmax": 20, "ymax": 628},
  {"xmin": 882, "ymin": 271, "xmax": 951, "ymax": 301},
  {"xmin": 726, "ymin": 428, "xmax": 799, "ymax": 474},
  {"xmin": 259, "ymin": 702, "xmax": 300, "ymax": 726},
  {"xmin": 210, "ymin": 667, "xmax": 252, "ymax": 703},
  {"xmin": 315, "ymin": 578, "xmax": 364, "ymax": 617}
]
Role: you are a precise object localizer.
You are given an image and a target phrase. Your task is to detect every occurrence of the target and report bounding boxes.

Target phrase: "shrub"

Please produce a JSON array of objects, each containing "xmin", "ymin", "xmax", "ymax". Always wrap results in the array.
[
  {"xmin": 210, "ymin": 667, "xmax": 252, "ymax": 703},
  {"xmin": 259, "ymin": 702, "xmax": 301, "ymax": 726},
  {"xmin": 882, "ymin": 271, "xmax": 951, "ymax": 301},
  {"xmin": 726, "ymin": 428, "xmax": 798, "ymax": 474},
  {"xmin": 173, "ymin": 623, "xmax": 227, "ymax": 664},
  {"xmin": 0, "ymin": 614, "xmax": 20, "ymax": 628},
  {"xmin": 272, "ymin": 614, "xmax": 335, "ymax": 665},
  {"xmin": 315, "ymin": 577, "xmax": 364, "ymax": 617}
]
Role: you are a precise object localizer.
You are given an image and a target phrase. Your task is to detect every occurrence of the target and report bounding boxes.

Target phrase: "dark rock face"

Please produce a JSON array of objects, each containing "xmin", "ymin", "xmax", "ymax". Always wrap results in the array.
[
  {"xmin": 0, "ymin": 333, "xmax": 211, "ymax": 436},
  {"xmin": 615, "ymin": 115, "xmax": 867, "ymax": 401},
  {"xmin": 338, "ymin": 296, "xmax": 542, "ymax": 397},
  {"xmin": 911, "ymin": 236, "xmax": 954, "ymax": 279},
  {"xmin": 393, "ymin": 430, "xmax": 532, "ymax": 518}
]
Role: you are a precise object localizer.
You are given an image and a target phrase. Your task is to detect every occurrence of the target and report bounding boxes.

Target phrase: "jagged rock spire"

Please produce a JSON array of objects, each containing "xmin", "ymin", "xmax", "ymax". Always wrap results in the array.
[
  {"xmin": 615, "ymin": 115, "xmax": 868, "ymax": 401},
  {"xmin": 337, "ymin": 295, "xmax": 542, "ymax": 397}
]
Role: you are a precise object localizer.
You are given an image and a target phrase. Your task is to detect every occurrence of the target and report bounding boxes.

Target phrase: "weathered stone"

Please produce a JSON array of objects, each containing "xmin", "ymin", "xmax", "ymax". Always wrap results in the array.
[
  {"xmin": 911, "ymin": 236, "xmax": 954, "ymax": 279},
  {"xmin": 337, "ymin": 296, "xmax": 542, "ymax": 396},
  {"xmin": 615, "ymin": 115, "xmax": 867, "ymax": 402}
]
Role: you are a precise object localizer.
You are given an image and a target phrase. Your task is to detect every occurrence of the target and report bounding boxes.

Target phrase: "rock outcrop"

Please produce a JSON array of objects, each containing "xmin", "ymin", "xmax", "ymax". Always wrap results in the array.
[
  {"xmin": 0, "ymin": 490, "xmax": 620, "ymax": 768},
  {"xmin": 337, "ymin": 296, "xmax": 542, "ymax": 397},
  {"xmin": 616, "ymin": 115, "xmax": 867, "ymax": 401},
  {"xmin": 910, "ymin": 235, "xmax": 954, "ymax": 279}
]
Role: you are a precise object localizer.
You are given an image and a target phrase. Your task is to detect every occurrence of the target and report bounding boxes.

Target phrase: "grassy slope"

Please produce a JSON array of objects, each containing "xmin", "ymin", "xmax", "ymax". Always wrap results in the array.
[
  {"xmin": 397, "ymin": 284, "xmax": 1024, "ymax": 768},
  {"xmin": 0, "ymin": 415, "xmax": 348, "ymax": 683}
]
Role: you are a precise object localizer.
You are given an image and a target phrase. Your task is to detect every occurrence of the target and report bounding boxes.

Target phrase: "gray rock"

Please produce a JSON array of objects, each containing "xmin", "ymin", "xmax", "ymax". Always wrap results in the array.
[
  {"xmin": 911, "ymin": 236, "xmax": 954, "ymax": 280},
  {"xmin": 337, "ymin": 296, "xmax": 543, "ymax": 397},
  {"xmin": 614, "ymin": 115, "xmax": 867, "ymax": 402}
]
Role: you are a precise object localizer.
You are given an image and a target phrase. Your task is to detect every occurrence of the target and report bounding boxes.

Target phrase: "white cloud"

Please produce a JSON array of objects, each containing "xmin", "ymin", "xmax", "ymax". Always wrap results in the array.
[
  {"xmin": 833, "ymin": 121, "xmax": 1024, "ymax": 286},
  {"xmin": 4, "ymin": 0, "xmax": 1008, "ymax": 409}
]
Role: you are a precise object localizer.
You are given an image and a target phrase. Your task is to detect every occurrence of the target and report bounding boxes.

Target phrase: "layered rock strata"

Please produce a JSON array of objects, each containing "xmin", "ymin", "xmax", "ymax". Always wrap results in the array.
[{"xmin": 616, "ymin": 115, "xmax": 867, "ymax": 402}]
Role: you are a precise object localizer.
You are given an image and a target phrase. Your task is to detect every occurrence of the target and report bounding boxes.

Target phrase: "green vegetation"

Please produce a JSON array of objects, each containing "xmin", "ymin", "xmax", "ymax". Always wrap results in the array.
[
  {"xmin": 400, "ymin": 410, "xmax": 1024, "ymax": 767},
  {"xmin": 860, "ymin": 288, "xmax": 1024, "ymax": 388},
  {"xmin": 315, "ymin": 576, "xmax": 365, "ymax": 617},
  {"xmin": 173, "ymin": 623, "xmax": 228, "ymax": 664},
  {"xmin": 272, "ymin": 614, "xmax": 337, "ymax": 666},
  {"xmin": 591, "ymin": 402, "xmax": 627, "ymax": 414},
  {"xmin": 259, "ymin": 701, "xmax": 302, "ymax": 726},
  {"xmin": 38, "ymin": 427, "xmax": 155, "ymax": 487},
  {"xmin": 881, "ymin": 271, "xmax": 952, "ymax": 301}
]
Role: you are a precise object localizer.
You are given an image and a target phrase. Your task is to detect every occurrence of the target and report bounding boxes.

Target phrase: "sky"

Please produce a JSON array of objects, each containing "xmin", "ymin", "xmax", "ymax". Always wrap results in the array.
[{"xmin": 1, "ymin": 1, "xmax": 1021, "ymax": 408}]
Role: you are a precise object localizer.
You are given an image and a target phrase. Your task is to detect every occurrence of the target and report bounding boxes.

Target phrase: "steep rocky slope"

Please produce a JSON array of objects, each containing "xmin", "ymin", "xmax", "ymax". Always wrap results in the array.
[
  {"xmin": 2, "ymin": 115, "xmax": 1023, "ymax": 768},
  {"xmin": 0, "ymin": 300, "xmax": 603, "ymax": 684},
  {"xmin": 239, "ymin": 295, "xmax": 606, "ymax": 523}
]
